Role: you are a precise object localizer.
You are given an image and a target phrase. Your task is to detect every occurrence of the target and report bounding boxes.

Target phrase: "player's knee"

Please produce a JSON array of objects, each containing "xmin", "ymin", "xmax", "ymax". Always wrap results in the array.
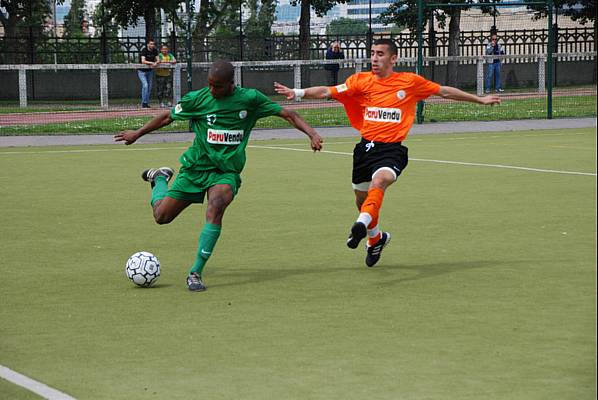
[
  {"xmin": 371, "ymin": 169, "xmax": 396, "ymax": 189},
  {"xmin": 153, "ymin": 210, "xmax": 173, "ymax": 225},
  {"xmin": 207, "ymin": 197, "xmax": 230, "ymax": 216},
  {"xmin": 370, "ymin": 179, "xmax": 387, "ymax": 190}
]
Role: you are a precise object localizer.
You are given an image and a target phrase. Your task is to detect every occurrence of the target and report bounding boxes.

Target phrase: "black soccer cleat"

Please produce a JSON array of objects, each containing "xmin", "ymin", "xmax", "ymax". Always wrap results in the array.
[
  {"xmin": 186, "ymin": 272, "xmax": 207, "ymax": 292},
  {"xmin": 365, "ymin": 232, "xmax": 391, "ymax": 267},
  {"xmin": 141, "ymin": 167, "xmax": 174, "ymax": 187},
  {"xmin": 346, "ymin": 222, "xmax": 367, "ymax": 249}
]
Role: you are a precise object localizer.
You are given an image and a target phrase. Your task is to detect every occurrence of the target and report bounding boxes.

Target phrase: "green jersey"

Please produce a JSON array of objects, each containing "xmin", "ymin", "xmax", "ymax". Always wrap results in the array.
[{"xmin": 170, "ymin": 86, "xmax": 282, "ymax": 173}]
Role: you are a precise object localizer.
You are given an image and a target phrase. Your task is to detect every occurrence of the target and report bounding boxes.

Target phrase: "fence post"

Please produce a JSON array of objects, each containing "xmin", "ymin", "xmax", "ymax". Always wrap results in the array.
[
  {"xmin": 293, "ymin": 63, "xmax": 301, "ymax": 102},
  {"xmin": 234, "ymin": 64, "xmax": 242, "ymax": 87},
  {"xmin": 476, "ymin": 56, "xmax": 484, "ymax": 96},
  {"xmin": 100, "ymin": 66, "xmax": 109, "ymax": 109},
  {"xmin": 416, "ymin": 0, "xmax": 424, "ymax": 124},
  {"xmin": 355, "ymin": 61, "xmax": 362, "ymax": 73},
  {"xmin": 546, "ymin": 0, "xmax": 554, "ymax": 119},
  {"xmin": 173, "ymin": 64, "xmax": 182, "ymax": 104},
  {"xmin": 101, "ymin": 31, "xmax": 108, "ymax": 63},
  {"xmin": 18, "ymin": 67, "xmax": 27, "ymax": 108},
  {"xmin": 538, "ymin": 55, "xmax": 546, "ymax": 93}
]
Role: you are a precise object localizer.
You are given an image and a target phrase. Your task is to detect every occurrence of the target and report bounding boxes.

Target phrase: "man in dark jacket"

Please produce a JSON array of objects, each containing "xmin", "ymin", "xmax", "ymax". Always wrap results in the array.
[
  {"xmin": 324, "ymin": 42, "xmax": 345, "ymax": 86},
  {"xmin": 485, "ymin": 34, "xmax": 505, "ymax": 93}
]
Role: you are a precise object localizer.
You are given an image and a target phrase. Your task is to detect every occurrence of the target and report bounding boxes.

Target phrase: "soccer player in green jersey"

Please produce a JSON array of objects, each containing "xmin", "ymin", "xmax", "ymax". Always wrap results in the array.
[{"xmin": 115, "ymin": 60, "xmax": 323, "ymax": 292}]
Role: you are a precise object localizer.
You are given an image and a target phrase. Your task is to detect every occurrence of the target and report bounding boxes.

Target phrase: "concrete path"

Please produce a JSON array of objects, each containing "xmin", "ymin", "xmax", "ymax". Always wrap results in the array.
[{"xmin": 0, "ymin": 118, "xmax": 595, "ymax": 148}]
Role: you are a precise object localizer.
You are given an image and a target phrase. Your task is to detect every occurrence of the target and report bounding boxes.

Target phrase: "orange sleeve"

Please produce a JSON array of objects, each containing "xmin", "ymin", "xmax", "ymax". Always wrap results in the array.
[
  {"xmin": 330, "ymin": 74, "xmax": 365, "ymax": 131},
  {"xmin": 329, "ymin": 73, "xmax": 361, "ymax": 99},
  {"xmin": 409, "ymin": 73, "xmax": 441, "ymax": 101}
]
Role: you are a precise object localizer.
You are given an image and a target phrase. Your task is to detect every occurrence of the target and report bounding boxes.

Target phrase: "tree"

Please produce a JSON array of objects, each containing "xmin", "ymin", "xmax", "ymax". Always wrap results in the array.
[
  {"xmin": 526, "ymin": 0, "xmax": 595, "ymax": 24},
  {"xmin": 193, "ymin": 0, "xmax": 239, "ymax": 53},
  {"xmin": 244, "ymin": 0, "xmax": 276, "ymax": 37},
  {"xmin": 0, "ymin": 0, "xmax": 52, "ymax": 62},
  {"xmin": 192, "ymin": 0, "xmax": 243, "ymax": 60},
  {"xmin": 63, "ymin": 0, "xmax": 87, "ymax": 37},
  {"xmin": 91, "ymin": 1, "xmax": 127, "ymax": 62},
  {"xmin": 194, "ymin": 0, "xmax": 238, "ymax": 39},
  {"xmin": 380, "ymin": 0, "xmax": 499, "ymax": 85},
  {"xmin": 0, "ymin": 0, "xmax": 51, "ymax": 37},
  {"xmin": 102, "ymin": 0, "xmax": 181, "ymax": 41},
  {"xmin": 244, "ymin": 0, "xmax": 277, "ymax": 60},
  {"xmin": 326, "ymin": 17, "xmax": 368, "ymax": 35}
]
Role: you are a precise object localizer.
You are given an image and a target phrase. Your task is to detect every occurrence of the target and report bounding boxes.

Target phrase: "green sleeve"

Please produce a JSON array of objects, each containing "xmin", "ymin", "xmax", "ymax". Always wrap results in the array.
[
  {"xmin": 170, "ymin": 93, "xmax": 197, "ymax": 121},
  {"xmin": 253, "ymin": 90, "xmax": 282, "ymax": 119}
]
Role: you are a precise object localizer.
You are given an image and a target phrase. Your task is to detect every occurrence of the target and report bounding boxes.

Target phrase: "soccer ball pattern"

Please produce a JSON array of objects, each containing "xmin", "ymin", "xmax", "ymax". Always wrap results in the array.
[{"xmin": 125, "ymin": 251, "xmax": 160, "ymax": 287}]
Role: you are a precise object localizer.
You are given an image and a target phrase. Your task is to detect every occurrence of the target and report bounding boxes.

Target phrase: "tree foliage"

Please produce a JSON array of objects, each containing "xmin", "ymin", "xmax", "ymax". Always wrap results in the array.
[
  {"xmin": 194, "ymin": 0, "xmax": 237, "ymax": 38},
  {"xmin": 0, "ymin": 0, "xmax": 51, "ymax": 37},
  {"xmin": 63, "ymin": 0, "xmax": 87, "ymax": 37},
  {"xmin": 525, "ymin": 0, "xmax": 596, "ymax": 24},
  {"xmin": 102, "ymin": 0, "xmax": 181, "ymax": 40},
  {"xmin": 244, "ymin": 0, "xmax": 276, "ymax": 37},
  {"xmin": 0, "ymin": 0, "xmax": 52, "ymax": 62},
  {"xmin": 326, "ymin": 17, "xmax": 368, "ymax": 35}
]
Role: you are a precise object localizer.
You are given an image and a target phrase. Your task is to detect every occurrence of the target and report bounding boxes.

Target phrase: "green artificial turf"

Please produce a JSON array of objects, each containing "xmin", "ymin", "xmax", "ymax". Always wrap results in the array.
[{"xmin": 0, "ymin": 129, "xmax": 595, "ymax": 399}]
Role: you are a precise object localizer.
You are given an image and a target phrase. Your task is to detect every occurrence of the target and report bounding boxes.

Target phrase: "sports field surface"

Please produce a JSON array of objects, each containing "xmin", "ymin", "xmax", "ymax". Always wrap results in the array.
[{"xmin": 0, "ymin": 128, "xmax": 596, "ymax": 399}]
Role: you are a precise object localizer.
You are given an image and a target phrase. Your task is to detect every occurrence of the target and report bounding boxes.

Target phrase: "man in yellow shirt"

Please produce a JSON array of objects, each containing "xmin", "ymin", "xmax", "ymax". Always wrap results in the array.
[{"xmin": 156, "ymin": 44, "xmax": 177, "ymax": 107}]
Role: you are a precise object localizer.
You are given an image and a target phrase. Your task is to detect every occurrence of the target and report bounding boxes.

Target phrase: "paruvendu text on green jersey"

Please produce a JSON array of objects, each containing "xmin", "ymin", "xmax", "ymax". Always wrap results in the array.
[{"xmin": 170, "ymin": 86, "xmax": 282, "ymax": 174}]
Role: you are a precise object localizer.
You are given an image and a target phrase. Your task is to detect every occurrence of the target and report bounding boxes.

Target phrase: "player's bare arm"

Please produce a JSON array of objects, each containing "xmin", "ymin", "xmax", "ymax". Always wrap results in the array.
[
  {"xmin": 274, "ymin": 82, "xmax": 331, "ymax": 100},
  {"xmin": 437, "ymin": 86, "xmax": 501, "ymax": 106},
  {"xmin": 114, "ymin": 110, "xmax": 173, "ymax": 145},
  {"xmin": 278, "ymin": 108, "xmax": 323, "ymax": 151}
]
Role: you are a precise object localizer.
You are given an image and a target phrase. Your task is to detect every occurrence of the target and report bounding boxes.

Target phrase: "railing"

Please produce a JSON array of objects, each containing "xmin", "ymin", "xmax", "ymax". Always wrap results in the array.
[
  {"xmin": 1, "ymin": 52, "xmax": 594, "ymax": 109},
  {"xmin": 0, "ymin": 27, "xmax": 594, "ymax": 64}
]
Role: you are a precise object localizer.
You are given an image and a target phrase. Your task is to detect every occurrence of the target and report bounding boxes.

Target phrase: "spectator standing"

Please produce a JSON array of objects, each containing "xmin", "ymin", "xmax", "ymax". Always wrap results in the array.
[
  {"xmin": 485, "ymin": 34, "xmax": 505, "ymax": 93},
  {"xmin": 156, "ymin": 44, "xmax": 177, "ymax": 107},
  {"xmin": 138, "ymin": 39, "xmax": 159, "ymax": 108},
  {"xmin": 324, "ymin": 42, "xmax": 345, "ymax": 86}
]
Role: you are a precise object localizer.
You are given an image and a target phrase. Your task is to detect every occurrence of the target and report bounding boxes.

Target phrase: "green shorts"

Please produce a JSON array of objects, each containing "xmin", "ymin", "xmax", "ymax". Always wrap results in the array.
[{"xmin": 167, "ymin": 168, "xmax": 242, "ymax": 203}]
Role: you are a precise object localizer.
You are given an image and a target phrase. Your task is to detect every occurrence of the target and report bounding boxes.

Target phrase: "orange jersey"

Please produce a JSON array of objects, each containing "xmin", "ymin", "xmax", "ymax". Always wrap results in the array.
[{"xmin": 330, "ymin": 72, "xmax": 440, "ymax": 143}]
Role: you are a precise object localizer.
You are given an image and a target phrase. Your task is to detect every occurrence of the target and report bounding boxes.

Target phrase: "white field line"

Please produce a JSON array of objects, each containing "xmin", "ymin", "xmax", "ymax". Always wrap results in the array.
[
  {"xmin": 248, "ymin": 145, "xmax": 597, "ymax": 177},
  {"xmin": 0, "ymin": 143, "xmax": 595, "ymax": 177},
  {"xmin": 251, "ymin": 130, "xmax": 593, "ymax": 147},
  {"xmin": 0, "ymin": 365, "xmax": 77, "ymax": 400}
]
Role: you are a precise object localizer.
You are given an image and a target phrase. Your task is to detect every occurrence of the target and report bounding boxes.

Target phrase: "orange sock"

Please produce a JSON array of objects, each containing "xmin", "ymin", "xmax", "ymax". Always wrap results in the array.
[
  {"xmin": 361, "ymin": 187, "xmax": 385, "ymax": 245},
  {"xmin": 361, "ymin": 187, "xmax": 385, "ymax": 226}
]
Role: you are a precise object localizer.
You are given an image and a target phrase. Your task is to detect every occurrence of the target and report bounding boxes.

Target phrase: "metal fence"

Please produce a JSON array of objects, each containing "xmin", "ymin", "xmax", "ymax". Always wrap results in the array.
[
  {"xmin": 0, "ymin": 27, "xmax": 594, "ymax": 64},
  {"xmin": 1, "ymin": 52, "xmax": 594, "ymax": 114}
]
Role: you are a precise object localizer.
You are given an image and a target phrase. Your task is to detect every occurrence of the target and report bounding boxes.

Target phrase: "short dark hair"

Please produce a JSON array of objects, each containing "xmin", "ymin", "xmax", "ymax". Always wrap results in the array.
[
  {"xmin": 209, "ymin": 60, "xmax": 235, "ymax": 83},
  {"xmin": 373, "ymin": 38, "xmax": 397, "ymax": 56}
]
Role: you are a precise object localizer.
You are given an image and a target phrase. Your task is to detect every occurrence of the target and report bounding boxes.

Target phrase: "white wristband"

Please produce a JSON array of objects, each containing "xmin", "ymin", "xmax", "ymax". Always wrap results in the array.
[{"xmin": 293, "ymin": 88, "xmax": 305, "ymax": 99}]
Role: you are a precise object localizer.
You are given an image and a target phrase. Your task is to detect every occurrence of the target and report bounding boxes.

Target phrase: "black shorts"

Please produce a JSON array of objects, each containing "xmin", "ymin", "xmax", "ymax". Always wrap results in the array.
[{"xmin": 352, "ymin": 138, "xmax": 409, "ymax": 187}]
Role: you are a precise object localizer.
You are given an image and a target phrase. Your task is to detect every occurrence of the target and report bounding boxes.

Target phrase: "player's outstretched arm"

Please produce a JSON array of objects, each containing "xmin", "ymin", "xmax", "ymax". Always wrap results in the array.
[
  {"xmin": 437, "ymin": 86, "xmax": 501, "ymax": 106},
  {"xmin": 114, "ymin": 110, "xmax": 173, "ymax": 145},
  {"xmin": 274, "ymin": 82, "xmax": 331, "ymax": 101},
  {"xmin": 278, "ymin": 108, "xmax": 323, "ymax": 151}
]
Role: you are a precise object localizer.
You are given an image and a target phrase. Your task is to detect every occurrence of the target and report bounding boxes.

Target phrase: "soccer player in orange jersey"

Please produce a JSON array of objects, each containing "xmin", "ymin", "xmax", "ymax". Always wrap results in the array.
[{"xmin": 275, "ymin": 38, "xmax": 501, "ymax": 267}]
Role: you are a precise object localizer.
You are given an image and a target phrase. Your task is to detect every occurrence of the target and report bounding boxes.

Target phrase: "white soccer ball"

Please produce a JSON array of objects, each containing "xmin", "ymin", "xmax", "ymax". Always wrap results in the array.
[{"xmin": 125, "ymin": 251, "xmax": 161, "ymax": 287}]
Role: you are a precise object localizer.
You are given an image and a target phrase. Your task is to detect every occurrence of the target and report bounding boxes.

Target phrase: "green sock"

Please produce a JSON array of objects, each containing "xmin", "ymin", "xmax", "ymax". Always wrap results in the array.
[
  {"xmin": 151, "ymin": 176, "xmax": 168, "ymax": 206},
  {"xmin": 189, "ymin": 223, "xmax": 221, "ymax": 277}
]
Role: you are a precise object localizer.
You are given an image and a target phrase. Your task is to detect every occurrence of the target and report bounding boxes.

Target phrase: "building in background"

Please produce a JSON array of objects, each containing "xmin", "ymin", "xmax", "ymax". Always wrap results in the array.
[{"xmin": 346, "ymin": 0, "xmax": 393, "ymax": 32}]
